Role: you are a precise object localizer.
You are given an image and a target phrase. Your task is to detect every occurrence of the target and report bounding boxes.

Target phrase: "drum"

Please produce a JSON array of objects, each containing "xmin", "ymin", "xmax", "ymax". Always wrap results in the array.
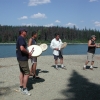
[
  {"xmin": 27, "ymin": 45, "xmax": 42, "ymax": 57},
  {"xmin": 40, "ymin": 43, "xmax": 48, "ymax": 51}
]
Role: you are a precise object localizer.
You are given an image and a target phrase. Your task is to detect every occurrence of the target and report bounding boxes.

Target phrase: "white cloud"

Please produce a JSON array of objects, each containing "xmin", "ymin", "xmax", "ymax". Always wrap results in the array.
[
  {"xmin": 89, "ymin": 0, "xmax": 98, "ymax": 2},
  {"xmin": 55, "ymin": 20, "xmax": 61, "ymax": 23},
  {"xmin": 22, "ymin": 23, "xmax": 37, "ymax": 26},
  {"xmin": 31, "ymin": 13, "xmax": 47, "ymax": 18},
  {"xmin": 94, "ymin": 21, "xmax": 100, "ymax": 27},
  {"xmin": 28, "ymin": 0, "xmax": 51, "ymax": 6},
  {"xmin": 66, "ymin": 22, "xmax": 76, "ymax": 27},
  {"xmin": 18, "ymin": 16, "xmax": 28, "ymax": 20},
  {"xmin": 44, "ymin": 23, "xmax": 54, "ymax": 27},
  {"xmin": 65, "ymin": 22, "xmax": 78, "ymax": 28}
]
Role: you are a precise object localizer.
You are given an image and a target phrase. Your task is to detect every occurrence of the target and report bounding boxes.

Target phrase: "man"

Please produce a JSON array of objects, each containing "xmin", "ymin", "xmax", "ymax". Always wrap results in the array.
[
  {"xmin": 16, "ymin": 28, "xmax": 31, "ymax": 95},
  {"xmin": 50, "ymin": 33, "xmax": 66, "ymax": 70},
  {"xmin": 28, "ymin": 31, "xmax": 40, "ymax": 79},
  {"xmin": 83, "ymin": 35, "xmax": 98, "ymax": 70}
]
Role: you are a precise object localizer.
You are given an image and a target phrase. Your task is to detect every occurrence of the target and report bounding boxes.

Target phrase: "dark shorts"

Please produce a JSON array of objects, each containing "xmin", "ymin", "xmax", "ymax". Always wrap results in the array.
[
  {"xmin": 54, "ymin": 51, "xmax": 63, "ymax": 60},
  {"xmin": 18, "ymin": 60, "xmax": 30, "ymax": 75}
]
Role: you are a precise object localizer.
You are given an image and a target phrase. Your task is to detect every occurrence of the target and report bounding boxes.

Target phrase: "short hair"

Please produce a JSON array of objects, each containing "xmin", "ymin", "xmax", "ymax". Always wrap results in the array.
[
  {"xmin": 19, "ymin": 28, "xmax": 27, "ymax": 35},
  {"xmin": 31, "ymin": 31, "xmax": 37, "ymax": 36},
  {"xmin": 55, "ymin": 33, "xmax": 59, "ymax": 37}
]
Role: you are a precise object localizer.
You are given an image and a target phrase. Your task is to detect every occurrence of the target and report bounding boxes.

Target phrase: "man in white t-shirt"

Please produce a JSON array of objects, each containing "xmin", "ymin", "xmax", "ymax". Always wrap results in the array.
[{"xmin": 50, "ymin": 33, "xmax": 66, "ymax": 70}]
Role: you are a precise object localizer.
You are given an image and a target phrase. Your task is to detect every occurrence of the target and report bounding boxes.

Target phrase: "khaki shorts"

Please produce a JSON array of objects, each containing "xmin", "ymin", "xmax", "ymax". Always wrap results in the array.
[
  {"xmin": 18, "ymin": 60, "xmax": 30, "ymax": 75},
  {"xmin": 31, "ymin": 57, "xmax": 37, "ymax": 64},
  {"xmin": 87, "ymin": 52, "xmax": 95, "ymax": 61}
]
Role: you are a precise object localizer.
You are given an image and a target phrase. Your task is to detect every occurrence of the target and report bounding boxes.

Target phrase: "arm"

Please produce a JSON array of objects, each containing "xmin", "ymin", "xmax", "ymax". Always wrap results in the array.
[
  {"xmin": 19, "ymin": 38, "xmax": 32, "ymax": 57},
  {"xmin": 88, "ymin": 40, "xmax": 96, "ymax": 47},
  {"xmin": 20, "ymin": 46, "xmax": 31, "ymax": 58},
  {"xmin": 20, "ymin": 46, "xmax": 29, "ymax": 54},
  {"xmin": 50, "ymin": 40, "xmax": 59, "ymax": 50},
  {"xmin": 28, "ymin": 38, "xmax": 32, "ymax": 46}
]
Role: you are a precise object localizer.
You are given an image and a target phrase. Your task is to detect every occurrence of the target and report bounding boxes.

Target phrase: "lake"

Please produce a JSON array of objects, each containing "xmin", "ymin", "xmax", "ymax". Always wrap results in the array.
[{"xmin": 0, "ymin": 44, "xmax": 100, "ymax": 58}]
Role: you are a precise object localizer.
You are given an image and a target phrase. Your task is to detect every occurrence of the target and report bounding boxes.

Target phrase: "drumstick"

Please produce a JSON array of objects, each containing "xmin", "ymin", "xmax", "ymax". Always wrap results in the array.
[{"xmin": 30, "ymin": 47, "xmax": 34, "ymax": 54}]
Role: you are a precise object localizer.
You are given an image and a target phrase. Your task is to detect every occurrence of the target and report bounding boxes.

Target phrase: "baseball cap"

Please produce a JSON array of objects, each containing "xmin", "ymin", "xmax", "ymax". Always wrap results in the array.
[
  {"xmin": 19, "ymin": 28, "xmax": 27, "ymax": 32},
  {"xmin": 91, "ymin": 35, "xmax": 96, "ymax": 38}
]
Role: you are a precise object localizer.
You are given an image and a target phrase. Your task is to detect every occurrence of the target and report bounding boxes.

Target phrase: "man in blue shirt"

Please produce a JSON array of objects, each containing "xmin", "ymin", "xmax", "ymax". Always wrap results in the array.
[{"xmin": 16, "ymin": 28, "xmax": 32, "ymax": 95}]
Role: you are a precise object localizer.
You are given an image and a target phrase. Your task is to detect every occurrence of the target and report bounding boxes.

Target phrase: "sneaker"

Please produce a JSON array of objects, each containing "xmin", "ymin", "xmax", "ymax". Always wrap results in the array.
[
  {"xmin": 22, "ymin": 88, "xmax": 31, "ymax": 96},
  {"xmin": 90, "ymin": 66, "xmax": 93, "ymax": 70},
  {"xmin": 83, "ymin": 65, "xmax": 86, "ymax": 70},
  {"xmin": 90, "ymin": 68, "xmax": 93, "ymax": 70}
]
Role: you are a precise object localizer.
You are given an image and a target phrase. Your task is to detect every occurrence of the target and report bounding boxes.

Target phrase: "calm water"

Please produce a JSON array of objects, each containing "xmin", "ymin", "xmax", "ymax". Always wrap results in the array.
[{"xmin": 0, "ymin": 44, "xmax": 100, "ymax": 58}]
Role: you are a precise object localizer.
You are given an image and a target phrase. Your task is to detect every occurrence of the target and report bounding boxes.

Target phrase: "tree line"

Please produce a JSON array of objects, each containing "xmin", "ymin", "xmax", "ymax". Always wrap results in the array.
[{"xmin": 0, "ymin": 25, "xmax": 100, "ymax": 43}]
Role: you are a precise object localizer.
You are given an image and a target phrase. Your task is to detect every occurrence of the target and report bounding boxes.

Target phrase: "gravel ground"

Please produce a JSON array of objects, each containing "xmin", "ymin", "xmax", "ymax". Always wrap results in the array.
[{"xmin": 0, "ymin": 55, "xmax": 100, "ymax": 100}]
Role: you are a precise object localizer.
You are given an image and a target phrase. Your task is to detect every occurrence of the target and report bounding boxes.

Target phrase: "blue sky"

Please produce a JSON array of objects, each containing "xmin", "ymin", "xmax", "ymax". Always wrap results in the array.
[{"xmin": 0, "ymin": 0, "xmax": 100, "ymax": 30}]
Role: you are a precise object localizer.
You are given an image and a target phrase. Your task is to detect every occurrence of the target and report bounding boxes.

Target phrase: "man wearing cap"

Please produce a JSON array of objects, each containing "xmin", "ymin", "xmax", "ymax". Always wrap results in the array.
[
  {"xmin": 16, "ymin": 28, "xmax": 32, "ymax": 95},
  {"xmin": 83, "ymin": 35, "xmax": 98, "ymax": 70}
]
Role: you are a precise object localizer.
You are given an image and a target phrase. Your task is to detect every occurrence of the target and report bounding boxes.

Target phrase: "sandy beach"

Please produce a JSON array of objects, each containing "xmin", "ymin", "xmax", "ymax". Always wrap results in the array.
[{"xmin": 0, "ymin": 55, "xmax": 100, "ymax": 100}]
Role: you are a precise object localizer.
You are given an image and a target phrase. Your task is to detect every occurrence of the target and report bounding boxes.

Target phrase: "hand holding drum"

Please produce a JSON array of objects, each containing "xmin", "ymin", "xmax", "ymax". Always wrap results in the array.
[
  {"xmin": 96, "ymin": 43, "xmax": 100, "ymax": 48},
  {"xmin": 27, "ymin": 43, "xmax": 48, "ymax": 57},
  {"xmin": 60, "ymin": 42, "xmax": 67, "ymax": 50}
]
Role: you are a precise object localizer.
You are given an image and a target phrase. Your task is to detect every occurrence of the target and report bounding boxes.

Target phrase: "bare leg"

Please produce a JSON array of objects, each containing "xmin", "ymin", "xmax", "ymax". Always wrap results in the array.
[
  {"xmin": 30, "ymin": 66, "xmax": 33, "ymax": 75},
  {"xmin": 30, "ymin": 66, "xmax": 33, "ymax": 73},
  {"xmin": 85, "ymin": 60, "xmax": 89, "ymax": 65},
  {"xmin": 32, "ymin": 63, "xmax": 37, "ymax": 76},
  {"xmin": 30, "ymin": 63, "xmax": 37, "ymax": 76},
  {"xmin": 90, "ymin": 61, "xmax": 94, "ymax": 70},
  {"xmin": 55, "ymin": 59, "xmax": 58, "ymax": 65},
  {"xmin": 60, "ymin": 58, "xmax": 64, "ymax": 68},
  {"xmin": 30, "ymin": 65, "xmax": 34, "ymax": 76},
  {"xmin": 55, "ymin": 59, "xmax": 58, "ymax": 68},
  {"xmin": 23, "ymin": 74, "xmax": 29, "ymax": 88},
  {"xmin": 83, "ymin": 61, "xmax": 89, "ymax": 70},
  {"xmin": 91, "ymin": 61, "xmax": 94, "ymax": 66},
  {"xmin": 60, "ymin": 58, "xmax": 63, "ymax": 65},
  {"xmin": 19, "ymin": 72, "xmax": 24, "ymax": 86}
]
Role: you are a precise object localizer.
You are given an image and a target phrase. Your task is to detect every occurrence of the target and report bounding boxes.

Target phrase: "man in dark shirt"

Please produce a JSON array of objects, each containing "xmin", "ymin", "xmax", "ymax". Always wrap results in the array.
[
  {"xmin": 83, "ymin": 35, "xmax": 98, "ymax": 70},
  {"xmin": 16, "ymin": 28, "xmax": 31, "ymax": 95}
]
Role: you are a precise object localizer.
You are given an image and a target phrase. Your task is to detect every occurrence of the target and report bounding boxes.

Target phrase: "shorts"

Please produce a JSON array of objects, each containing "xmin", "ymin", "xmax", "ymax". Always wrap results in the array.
[
  {"xmin": 87, "ymin": 52, "xmax": 95, "ymax": 61},
  {"xmin": 18, "ymin": 60, "xmax": 30, "ymax": 75},
  {"xmin": 54, "ymin": 51, "xmax": 63, "ymax": 60},
  {"xmin": 31, "ymin": 57, "xmax": 37, "ymax": 64}
]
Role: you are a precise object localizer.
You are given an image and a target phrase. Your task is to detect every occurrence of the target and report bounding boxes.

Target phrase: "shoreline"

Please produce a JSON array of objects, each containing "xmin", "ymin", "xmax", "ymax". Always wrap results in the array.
[{"xmin": 0, "ymin": 43, "xmax": 88, "ymax": 44}]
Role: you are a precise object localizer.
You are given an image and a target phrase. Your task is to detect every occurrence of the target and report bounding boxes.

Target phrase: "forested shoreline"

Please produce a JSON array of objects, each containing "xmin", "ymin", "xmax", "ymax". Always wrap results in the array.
[{"xmin": 0, "ymin": 25, "xmax": 100, "ymax": 43}]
